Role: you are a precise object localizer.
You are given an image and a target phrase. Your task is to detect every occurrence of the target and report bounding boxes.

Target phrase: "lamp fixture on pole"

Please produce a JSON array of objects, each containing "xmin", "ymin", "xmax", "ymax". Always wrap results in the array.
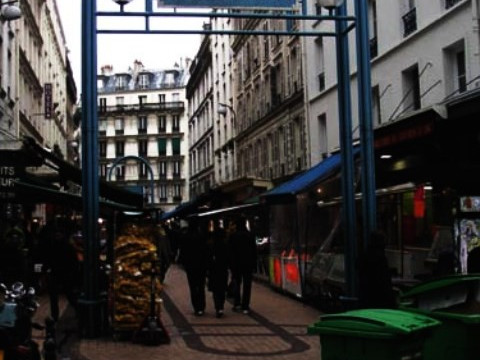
[
  {"xmin": 1, "ymin": 0, "xmax": 22, "ymax": 21},
  {"xmin": 112, "ymin": 0, "xmax": 134, "ymax": 12},
  {"xmin": 316, "ymin": 0, "xmax": 345, "ymax": 9}
]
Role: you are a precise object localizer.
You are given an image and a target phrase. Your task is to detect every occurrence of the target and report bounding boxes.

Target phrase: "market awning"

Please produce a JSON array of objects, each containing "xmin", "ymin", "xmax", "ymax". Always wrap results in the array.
[
  {"xmin": 13, "ymin": 180, "xmax": 140, "ymax": 212},
  {"xmin": 194, "ymin": 203, "xmax": 259, "ymax": 218},
  {"xmin": 261, "ymin": 148, "xmax": 360, "ymax": 204},
  {"xmin": 22, "ymin": 137, "xmax": 144, "ymax": 208}
]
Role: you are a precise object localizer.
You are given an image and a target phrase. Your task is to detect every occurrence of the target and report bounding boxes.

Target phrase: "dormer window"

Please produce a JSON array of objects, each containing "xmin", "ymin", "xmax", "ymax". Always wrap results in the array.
[
  {"xmin": 165, "ymin": 72, "xmax": 175, "ymax": 86},
  {"xmin": 138, "ymin": 73, "xmax": 150, "ymax": 89},
  {"xmin": 115, "ymin": 75, "xmax": 128, "ymax": 90}
]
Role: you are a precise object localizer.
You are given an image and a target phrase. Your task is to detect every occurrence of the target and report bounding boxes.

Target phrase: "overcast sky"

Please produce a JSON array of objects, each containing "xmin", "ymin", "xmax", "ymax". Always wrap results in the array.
[{"xmin": 56, "ymin": 0, "xmax": 208, "ymax": 89}]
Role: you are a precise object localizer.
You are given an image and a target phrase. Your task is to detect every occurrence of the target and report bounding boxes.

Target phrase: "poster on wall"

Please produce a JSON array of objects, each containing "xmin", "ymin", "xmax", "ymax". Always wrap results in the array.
[{"xmin": 456, "ymin": 197, "xmax": 480, "ymax": 273}]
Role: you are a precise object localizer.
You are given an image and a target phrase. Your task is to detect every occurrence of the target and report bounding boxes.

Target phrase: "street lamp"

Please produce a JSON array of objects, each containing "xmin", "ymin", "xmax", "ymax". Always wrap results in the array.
[
  {"xmin": 317, "ymin": 0, "xmax": 345, "ymax": 9},
  {"xmin": 1, "ymin": 0, "xmax": 22, "ymax": 21},
  {"xmin": 112, "ymin": 0, "xmax": 134, "ymax": 12}
]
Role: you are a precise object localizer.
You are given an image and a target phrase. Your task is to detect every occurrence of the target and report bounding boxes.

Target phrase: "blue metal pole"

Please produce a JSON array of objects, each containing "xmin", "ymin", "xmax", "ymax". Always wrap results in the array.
[
  {"xmin": 335, "ymin": 2, "xmax": 358, "ymax": 299},
  {"xmin": 353, "ymin": 0, "xmax": 377, "ymax": 248},
  {"xmin": 81, "ymin": 0, "xmax": 101, "ymax": 338}
]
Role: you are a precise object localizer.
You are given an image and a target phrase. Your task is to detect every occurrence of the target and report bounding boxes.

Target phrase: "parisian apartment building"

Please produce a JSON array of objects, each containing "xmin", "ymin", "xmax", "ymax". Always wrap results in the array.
[
  {"xmin": 96, "ymin": 60, "xmax": 190, "ymax": 212},
  {"xmin": 186, "ymin": 5, "xmax": 308, "ymax": 206},
  {"xmin": 1, "ymin": 0, "xmax": 77, "ymax": 220}
]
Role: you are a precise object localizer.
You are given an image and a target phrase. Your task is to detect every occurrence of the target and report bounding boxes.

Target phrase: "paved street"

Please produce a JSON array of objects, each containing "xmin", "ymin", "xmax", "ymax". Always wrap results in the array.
[{"xmin": 35, "ymin": 264, "xmax": 322, "ymax": 360}]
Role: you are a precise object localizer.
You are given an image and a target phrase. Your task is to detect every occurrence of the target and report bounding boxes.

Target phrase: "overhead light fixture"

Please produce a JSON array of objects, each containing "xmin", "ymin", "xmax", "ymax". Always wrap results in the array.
[
  {"xmin": 316, "ymin": 0, "xmax": 345, "ymax": 9},
  {"xmin": 380, "ymin": 154, "xmax": 392, "ymax": 159},
  {"xmin": 1, "ymin": 1, "xmax": 22, "ymax": 21},
  {"xmin": 112, "ymin": 0, "xmax": 134, "ymax": 11}
]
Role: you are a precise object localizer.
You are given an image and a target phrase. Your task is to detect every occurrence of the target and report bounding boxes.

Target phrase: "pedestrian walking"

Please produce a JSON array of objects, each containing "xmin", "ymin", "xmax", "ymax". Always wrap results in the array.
[
  {"xmin": 179, "ymin": 217, "xmax": 208, "ymax": 316},
  {"xmin": 38, "ymin": 219, "xmax": 81, "ymax": 321},
  {"xmin": 229, "ymin": 216, "xmax": 257, "ymax": 314},
  {"xmin": 206, "ymin": 219, "xmax": 229, "ymax": 318},
  {"xmin": 358, "ymin": 230, "xmax": 396, "ymax": 309}
]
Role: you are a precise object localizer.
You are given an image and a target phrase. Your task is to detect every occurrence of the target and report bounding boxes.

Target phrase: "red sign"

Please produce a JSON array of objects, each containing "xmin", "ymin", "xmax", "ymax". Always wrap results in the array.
[
  {"xmin": 44, "ymin": 83, "xmax": 52, "ymax": 119},
  {"xmin": 375, "ymin": 121, "xmax": 434, "ymax": 148}
]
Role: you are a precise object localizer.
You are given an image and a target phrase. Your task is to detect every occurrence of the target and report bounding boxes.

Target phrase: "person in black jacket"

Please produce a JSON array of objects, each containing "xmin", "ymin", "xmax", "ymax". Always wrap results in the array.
[
  {"xmin": 38, "ymin": 219, "xmax": 80, "ymax": 321},
  {"xmin": 358, "ymin": 230, "xmax": 396, "ymax": 309},
  {"xmin": 206, "ymin": 219, "xmax": 229, "ymax": 318},
  {"xmin": 229, "ymin": 216, "xmax": 257, "ymax": 314},
  {"xmin": 179, "ymin": 217, "xmax": 208, "ymax": 316}
]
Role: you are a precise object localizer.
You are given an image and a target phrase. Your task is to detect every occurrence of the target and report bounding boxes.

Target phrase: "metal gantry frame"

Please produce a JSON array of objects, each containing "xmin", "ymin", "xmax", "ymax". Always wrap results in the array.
[{"xmin": 81, "ymin": 0, "xmax": 375, "ymax": 337}]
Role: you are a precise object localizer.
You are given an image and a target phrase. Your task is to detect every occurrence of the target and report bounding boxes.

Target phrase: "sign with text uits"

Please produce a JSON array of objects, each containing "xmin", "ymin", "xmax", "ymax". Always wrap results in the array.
[{"xmin": 157, "ymin": 0, "xmax": 296, "ymax": 8}]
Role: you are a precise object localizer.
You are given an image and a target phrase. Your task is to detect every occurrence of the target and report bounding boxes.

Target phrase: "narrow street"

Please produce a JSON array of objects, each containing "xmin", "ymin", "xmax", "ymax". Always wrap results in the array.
[{"xmin": 36, "ymin": 265, "xmax": 322, "ymax": 360}]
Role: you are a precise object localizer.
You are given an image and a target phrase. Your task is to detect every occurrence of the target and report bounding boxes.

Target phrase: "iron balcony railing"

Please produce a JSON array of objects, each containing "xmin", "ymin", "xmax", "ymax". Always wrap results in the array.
[
  {"xmin": 99, "ymin": 101, "xmax": 184, "ymax": 114},
  {"xmin": 402, "ymin": 7, "xmax": 417, "ymax": 37}
]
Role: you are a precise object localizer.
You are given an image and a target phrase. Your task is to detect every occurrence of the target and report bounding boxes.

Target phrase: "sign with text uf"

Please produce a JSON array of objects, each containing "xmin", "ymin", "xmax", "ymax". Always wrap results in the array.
[{"xmin": 157, "ymin": 0, "xmax": 296, "ymax": 9}]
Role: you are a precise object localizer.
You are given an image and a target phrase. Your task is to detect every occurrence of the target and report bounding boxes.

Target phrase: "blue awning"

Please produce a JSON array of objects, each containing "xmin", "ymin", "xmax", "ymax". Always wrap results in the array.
[{"xmin": 261, "ymin": 148, "xmax": 359, "ymax": 203}]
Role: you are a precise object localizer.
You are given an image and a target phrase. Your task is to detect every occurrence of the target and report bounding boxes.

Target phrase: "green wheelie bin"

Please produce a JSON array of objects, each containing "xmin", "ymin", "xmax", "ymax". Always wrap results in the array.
[
  {"xmin": 308, "ymin": 309, "xmax": 440, "ymax": 360},
  {"xmin": 400, "ymin": 274, "xmax": 480, "ymax": 360}
]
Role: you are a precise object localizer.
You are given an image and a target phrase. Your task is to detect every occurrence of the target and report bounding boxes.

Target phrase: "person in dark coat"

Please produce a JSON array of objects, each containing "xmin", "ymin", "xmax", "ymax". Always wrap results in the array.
[
  {"xmin": 206, "ymin": 219, "xmax": 229, "ymax": 318},
  {"xmin": 229, "ymin": 216, "xmax": 257, "ymax": 314},
  {"xmin": 358, "ymin": 230, "xmax": 396, "ymax": 309},
  {"xmin": 179, "ymin": 217, "xmax": 208, "ymax": 316},
  {"xmin": 38, "ymin": 219, "xmax": 80, "ymax": 321}
]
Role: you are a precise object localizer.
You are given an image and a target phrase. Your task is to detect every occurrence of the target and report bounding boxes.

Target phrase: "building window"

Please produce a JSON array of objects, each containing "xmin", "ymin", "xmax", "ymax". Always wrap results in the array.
[
  {"xmin": 99, "ymin": 141, "xmax": 107, "ymax": 158},
  {"xmin": 138, "ymin": 95, "xmax": 147, "ymax": 107},
  {"xmin": 115, "ymin": 118, "xmax": 124, "ymax": 135},
  {"xmin": 318, "ymin": 72, "xmax": 325, "ymax": 92},
  {"xmin": 99, "ymin": 164, "xmax": 108, "ymax": 179},
  {"xmin": 173, "ymin": 160, "xmax": 181, "ymax": 177},
  {"xmin": 402, "ymin": 64, "xmax": 421, "ymax": 111},
  {"xmin": 372, "ymin": 85, "xmax": 382, "ymax": 125},
  {"xmin": 172, "ymin": 115, "xmax": 180, "ymax": 132},
  {"xmin": 158, "ymin": 138, "xmax": 167, "ymax": 156},
  {"xmin": 172, "ymin": 93, "xmax": 180, "ymax": 102},
  {"xmin": 115, "ymin": 141, "xmax": 125, "ymax": 157},
  {"xmin": 173, "ymin": 184, "xmax": 182, "ymax": 200},
  {"xmin": 172, "ymin": 138, "xmax": 181, "ymax": 155},
  {"xmin": 159, "ymin": 161, "xmax": 167, "ymax": 178},
  {"xmin": 138, "ymin": 140, "xmax": 148, "ymax": 157},
  {"xmin": 139, "ymin": 163, "xmax": 148, "ymax": 179},
  {"xmin": 369, "ymin": 0, "xmax": 378, "ymax": 58},
  {"xmin": 138, "ymin": 74, "xmax": 150, "ymax": 89},
  {"xmin": 159, "ymin": 94, "xmax": 166, "ymax": 103},
  {"xmin": 445, "ymin": 0, "xmax": 461, "ymax": 9},
  {"xmin": 158, "ymin": 116, "xmax": 166, "ymax": 133},
  {"xmin": 115, "ymin": 165, "xmax": 125, "ymax": 180},
  {"xmin": 99, "ymin": 97, "xmax": 107, "ymax": 113},
  {"xmin": 159, "ymin": 185, "xmax": 167, "ymax": 202},
  {"xmin": 99, "ymin": 120, "xmax": 107, "ymax": 136},
  {"xmin": 456, "ymin": 49, "xmax": 467, "ymax": 94},
  {"xmin": 138, "ymin": 116, "xmax": 147, "ymax": 134},
  {"xmin": 318, "ymin": 113, "xmax": 327, "ymax": 159},
  {"xmin": 115, "ymin": 76, "xmax": 127, "ymax": 90},
  {"xmin": 402, "ymin": 1, "xmax": 417, "ymax": 37}
]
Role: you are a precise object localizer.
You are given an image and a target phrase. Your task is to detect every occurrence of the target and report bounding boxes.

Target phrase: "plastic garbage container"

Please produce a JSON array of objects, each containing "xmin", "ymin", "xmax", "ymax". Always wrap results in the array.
[
  {"xmin": 400, "ymin": 274, "xmax": 480, "ymax": 360},
  {"xmin": 308, "ymin": 308, "xmax": 440, "ymax": 360}
]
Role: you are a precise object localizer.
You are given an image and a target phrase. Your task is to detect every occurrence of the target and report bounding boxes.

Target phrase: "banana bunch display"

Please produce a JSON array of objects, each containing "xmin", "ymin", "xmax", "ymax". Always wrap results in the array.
[{"xmin": 112, "ymin": 223, "xmax": 162, "ymax": 330}]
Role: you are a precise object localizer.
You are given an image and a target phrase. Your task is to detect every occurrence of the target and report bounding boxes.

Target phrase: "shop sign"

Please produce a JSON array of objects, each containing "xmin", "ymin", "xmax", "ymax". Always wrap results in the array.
[
  {"xmin": 44, "ymin": 83, "xmax": 53, "ymax": 119},
  {"xmin": 375, "ymin": 120, "xmax": 434, "ymax": 148},
  {"xmin": 0, "ymin": 166, "xmax": 22, "ymax": 200}
]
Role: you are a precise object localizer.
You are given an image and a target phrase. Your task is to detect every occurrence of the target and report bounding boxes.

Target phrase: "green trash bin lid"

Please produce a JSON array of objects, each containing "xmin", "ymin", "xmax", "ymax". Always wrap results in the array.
[
  {"xmin": 401, "ymin": 274, "xmax": 480, "ymax": 299},
  {"xmin": 308, "ymin": 309, "xmax": 440, "ymax": 339}
]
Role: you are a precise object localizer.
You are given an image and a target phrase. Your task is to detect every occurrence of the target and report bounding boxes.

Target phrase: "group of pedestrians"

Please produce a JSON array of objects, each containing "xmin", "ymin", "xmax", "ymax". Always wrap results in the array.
[{"xmin": 176, "ymin": 215, "xmax": 256, "ymax": 318}]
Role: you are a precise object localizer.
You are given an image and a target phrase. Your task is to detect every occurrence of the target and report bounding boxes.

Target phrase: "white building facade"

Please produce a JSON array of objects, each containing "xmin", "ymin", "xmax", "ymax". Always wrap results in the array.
[{"xmin": 97, "ymin": 61, "xmax": 190, "ymax": 212}]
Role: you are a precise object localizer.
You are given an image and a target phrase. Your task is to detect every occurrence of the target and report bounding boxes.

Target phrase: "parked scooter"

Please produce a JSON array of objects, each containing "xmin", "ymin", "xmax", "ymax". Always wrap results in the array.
[{"xmin": 0, "ymin": 282, "xmax": 42, "ymax": 360}]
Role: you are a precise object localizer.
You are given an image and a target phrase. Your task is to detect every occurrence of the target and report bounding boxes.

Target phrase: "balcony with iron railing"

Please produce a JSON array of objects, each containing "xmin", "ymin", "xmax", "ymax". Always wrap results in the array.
[
  {"xmin": 99, "ymin": 101, "xmax": 184, "ymax": 114},
  {"xmin": 402, "ymin": 8, "xmax": 417, "ymax": 37}
]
